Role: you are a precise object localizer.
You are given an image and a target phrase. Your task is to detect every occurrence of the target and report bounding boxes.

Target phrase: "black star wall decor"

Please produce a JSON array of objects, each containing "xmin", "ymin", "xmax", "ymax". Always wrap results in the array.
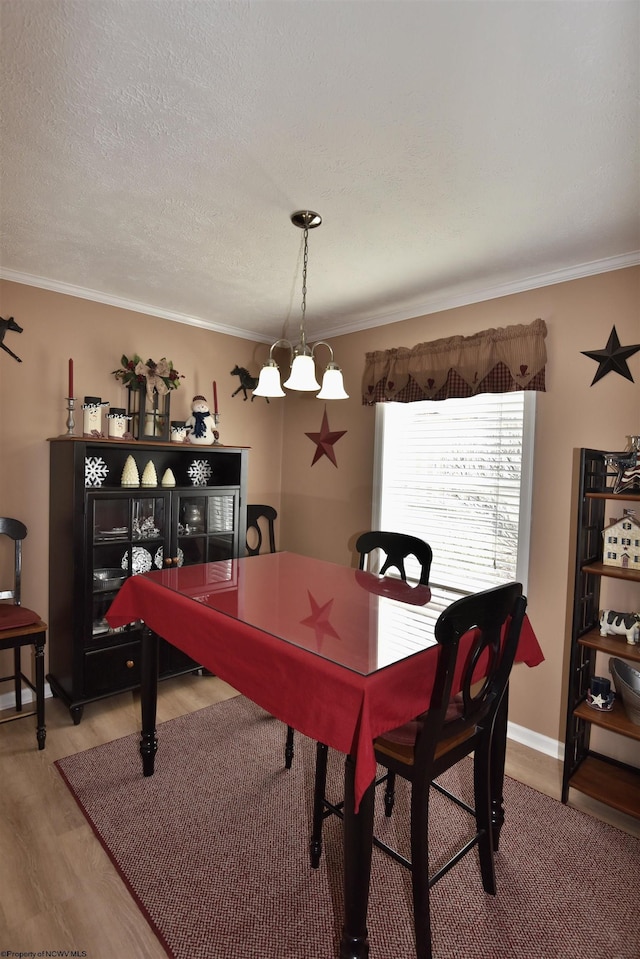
[{"xmin": 581, "ymin": 326, "xmax": 640, "ymax": 386}]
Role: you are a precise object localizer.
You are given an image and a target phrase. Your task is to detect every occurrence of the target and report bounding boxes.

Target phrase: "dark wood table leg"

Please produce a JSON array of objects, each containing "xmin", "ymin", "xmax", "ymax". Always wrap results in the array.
[
  {"xmin": 140, "ymin": 626, "xmax": 159, "ymax": 776},
  {"xmin": 340, "ymin": 754, "xmax": 374, "ymax": 959},
  {"xmin": 490, "ymin": 685, "xmax": 509, "ymax": 850},
  {"xmin": 35, "ymin": 634, "xmax": 46, "ymax": 750}
]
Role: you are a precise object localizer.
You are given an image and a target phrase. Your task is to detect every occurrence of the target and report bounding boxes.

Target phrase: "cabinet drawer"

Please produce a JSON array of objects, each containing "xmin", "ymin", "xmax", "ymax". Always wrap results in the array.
[{"xmin": 85, "ymin": 641, "xmax": 141, "ymax": 696}]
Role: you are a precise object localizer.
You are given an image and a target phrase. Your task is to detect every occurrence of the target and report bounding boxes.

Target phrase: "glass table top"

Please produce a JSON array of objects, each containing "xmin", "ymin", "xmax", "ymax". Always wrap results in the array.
[{"xmin": 142, "ymin": 551, "xmax": 438, "ymax": 675}]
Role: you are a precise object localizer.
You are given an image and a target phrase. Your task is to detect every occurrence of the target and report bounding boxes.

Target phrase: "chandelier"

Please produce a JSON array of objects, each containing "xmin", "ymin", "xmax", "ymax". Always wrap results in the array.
[{"xmin": 253, "ymin": 211, "xmax": 349, "ymax": 400}]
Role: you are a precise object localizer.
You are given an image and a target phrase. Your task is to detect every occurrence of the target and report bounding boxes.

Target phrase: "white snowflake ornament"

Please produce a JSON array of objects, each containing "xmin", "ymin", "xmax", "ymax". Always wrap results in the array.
[
  {"xmin": 187, "ymin": 459, "xmax": 212, "ymax": 486},
  {"xmin": 85, "ymin": 456, "xmax": 109, "ymax": 487}
]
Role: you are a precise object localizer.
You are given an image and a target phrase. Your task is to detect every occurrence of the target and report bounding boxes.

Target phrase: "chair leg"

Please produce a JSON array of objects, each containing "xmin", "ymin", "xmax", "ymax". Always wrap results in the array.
[
  {"xmin": 309, "ymin": 742, "xmax": 328, "ymax": 868},
  {"xmin": 473, "ymin": 739, "xmax": 497, "ymax": 895},
  {"xmin": 34, "ymin": 636, "xmax": 46, "ymax": 750},
  {"xmin": 284, "ymin": 724, "xmax": 295, "ymax": 769},
  {"xmin": 410, "ymin": 781, "xmax": 433, "ymax": 959},
  {"xmin": 13, "ymin": 647, "xmax": 22, "ymax": 711},
  {"xmin": 384, "ymin": 770, "xmax": 396, "ymax": 816}
]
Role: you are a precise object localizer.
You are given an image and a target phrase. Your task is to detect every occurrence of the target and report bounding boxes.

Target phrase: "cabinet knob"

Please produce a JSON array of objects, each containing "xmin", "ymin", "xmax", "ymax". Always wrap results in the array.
[
  {"xmin": 126, "ymin": 660, "xmax": 135, "ymax": 669},
  {"xmin": 173, "ymin": 557, "xmax": 179, "ymax": 565},
  {"xmin": 165, "ymin": 557, "xmax": 173, "ymax": 566}
]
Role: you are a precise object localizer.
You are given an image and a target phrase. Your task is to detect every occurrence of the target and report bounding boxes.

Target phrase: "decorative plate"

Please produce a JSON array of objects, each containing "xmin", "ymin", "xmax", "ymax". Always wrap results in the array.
[
  {"xmin": 154, "ymin": 546, "xmax": 184, "ymax": 569},
  {"xmin": 187, "ymin": 459, "xmax": 212, "ymax": 486},
  {"xmin": 121, "ymin": 546, "xmax": 153, "ymax": 575}
]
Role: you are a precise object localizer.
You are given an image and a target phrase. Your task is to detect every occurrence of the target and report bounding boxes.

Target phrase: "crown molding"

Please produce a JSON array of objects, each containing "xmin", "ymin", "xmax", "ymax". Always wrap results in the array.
[
  {"xmin": 0, "ymin": 269, "xmax": 271, "ymax": 343},
  {"xmin": 315, "ymin": 251, "xmax": 640, "ymax": 340},
  {"xmin": 1, "ymin": 251, "xmax": 638, "ymax": 345}
]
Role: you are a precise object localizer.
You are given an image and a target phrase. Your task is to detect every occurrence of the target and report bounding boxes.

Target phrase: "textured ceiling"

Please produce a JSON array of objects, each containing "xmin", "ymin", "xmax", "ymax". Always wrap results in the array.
[{"xmin": 1, "ymin": 0, "xmax": 639, "ymax": 344}]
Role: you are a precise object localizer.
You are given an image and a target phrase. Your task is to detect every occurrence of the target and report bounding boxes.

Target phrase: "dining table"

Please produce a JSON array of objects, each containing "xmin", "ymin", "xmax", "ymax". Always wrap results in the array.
[{"xmin": 106, "ymin": 551, "xmax": 544, "ymax": 959}]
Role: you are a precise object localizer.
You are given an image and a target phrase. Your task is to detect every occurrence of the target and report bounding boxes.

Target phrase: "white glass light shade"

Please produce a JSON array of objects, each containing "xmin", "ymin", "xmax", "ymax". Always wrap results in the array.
[
  {"xmin": 253, "ymin": 363, "xmax": 285, "ymax": 397},
  {"xmin": 283, "ymin": 354, "xmax": 321, "ymax": 392},
  {"xmin": 317, "ymin": 366, "xmax": 349, "ymax": 400}
]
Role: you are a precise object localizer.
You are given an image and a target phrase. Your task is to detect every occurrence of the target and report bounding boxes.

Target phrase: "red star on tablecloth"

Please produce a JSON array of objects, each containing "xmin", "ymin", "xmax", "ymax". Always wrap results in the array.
[{"xmin": 305, "ymin": 407, "xmax": 347, "ymax": 467}]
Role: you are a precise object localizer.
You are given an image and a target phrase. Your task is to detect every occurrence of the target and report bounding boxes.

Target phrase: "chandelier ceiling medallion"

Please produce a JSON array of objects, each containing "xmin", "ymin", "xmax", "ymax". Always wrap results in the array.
[{"xmin": 253, "ymin": 211, "xmax": 349, "ymax": 400}]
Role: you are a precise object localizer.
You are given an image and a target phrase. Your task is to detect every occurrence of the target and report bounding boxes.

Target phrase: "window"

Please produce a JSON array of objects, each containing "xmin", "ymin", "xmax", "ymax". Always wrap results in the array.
[{"xmin": 372, "ymin": 392, "xmax": 535, "ymax": 615}]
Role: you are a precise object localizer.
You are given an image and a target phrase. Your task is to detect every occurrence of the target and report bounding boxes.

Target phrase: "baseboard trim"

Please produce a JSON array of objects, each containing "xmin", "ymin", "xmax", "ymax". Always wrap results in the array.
[
  {"xmin": 0, "ymin": 685, "xmax": 566, "ymax": 763},
  {"xmin": 508, "ymin": 719, "xmax": 564, "ymax": 761},
  {"xmin": 0, "ymin": 682, "xmax": 53, "ymax": 713}
]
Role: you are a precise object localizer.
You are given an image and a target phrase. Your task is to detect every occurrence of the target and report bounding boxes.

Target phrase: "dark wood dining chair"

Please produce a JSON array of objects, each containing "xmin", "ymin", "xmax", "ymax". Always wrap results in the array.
[
  {"xmin": 310, "ymin": 581, "xmax": 526, "ymax": 959},
  {"xmin": 308, "ymin": 530, "xmax": 435, "ymax": 856},
  {"xmin": 356, "ymin": 530, "xmax": 433, "ymax": 585},
  {"xmin": 245, "ymin": 504, "xmax": 296, "ymax": 766},
  {"xmin": 246, "ymin": 504, "xmax": 277, "ymax": 556},
  {"xmin": 0, "ymin": 517, "xmax": 47, "ymax": 749}
]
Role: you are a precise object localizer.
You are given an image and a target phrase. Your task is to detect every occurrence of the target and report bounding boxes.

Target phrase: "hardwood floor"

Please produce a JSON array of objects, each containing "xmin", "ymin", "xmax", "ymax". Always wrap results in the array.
[{"xmin": 1, "ymin": 674, "xmax": 638, "ymax": 958}]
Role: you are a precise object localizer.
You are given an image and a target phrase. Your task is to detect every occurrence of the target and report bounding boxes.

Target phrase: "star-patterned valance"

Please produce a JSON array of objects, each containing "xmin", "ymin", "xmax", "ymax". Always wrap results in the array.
[{"xmin": 362, "ymin": 317, "xmax": 547, "ymax": 405}]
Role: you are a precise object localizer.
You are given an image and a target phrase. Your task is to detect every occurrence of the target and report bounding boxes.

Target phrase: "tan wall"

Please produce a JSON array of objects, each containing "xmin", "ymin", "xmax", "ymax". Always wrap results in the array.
[
  {"xmin": 1, "ymin": 269, "xmax": 639, "ymax": 754},
  {"xmin": 0, "ymin": 279, "xmax": 285, "ymax": 669},
  {"xmin": 278, "ymin": 267, "xmax": 640, "ymax": 749}
]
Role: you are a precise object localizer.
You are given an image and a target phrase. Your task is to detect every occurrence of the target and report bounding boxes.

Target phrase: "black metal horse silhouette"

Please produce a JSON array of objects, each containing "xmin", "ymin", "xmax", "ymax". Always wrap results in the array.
[
  {"xmin": 231, "ymin": 365, "xmax": 268, "ymax": 402},
  {"xmin": 0, "ymin": 316, "xmax": 23, "ymax": 362}
]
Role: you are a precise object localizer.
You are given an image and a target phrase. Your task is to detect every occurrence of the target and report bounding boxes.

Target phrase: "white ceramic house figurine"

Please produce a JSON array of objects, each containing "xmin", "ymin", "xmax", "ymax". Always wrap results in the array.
[
  {"xmin": 602, "ymin": 511, "xmax": 640, "ymax": 572},
  {"xmin": 186, "ymin": 395, "xmax": 216, "ymax": 446}
]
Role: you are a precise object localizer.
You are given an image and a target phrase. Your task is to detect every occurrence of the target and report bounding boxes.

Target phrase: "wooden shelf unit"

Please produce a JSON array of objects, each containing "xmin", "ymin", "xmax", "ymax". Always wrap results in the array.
[{"xmin": 561, "ymin": 448, "xmax": 640, "ymax": 819}]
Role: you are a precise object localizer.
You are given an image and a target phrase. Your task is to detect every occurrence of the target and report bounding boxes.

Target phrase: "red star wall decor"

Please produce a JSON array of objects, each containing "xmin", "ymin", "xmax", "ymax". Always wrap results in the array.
[{"xmin": 305, "ymin": 407, "xmax": 347, "ymax": 468}]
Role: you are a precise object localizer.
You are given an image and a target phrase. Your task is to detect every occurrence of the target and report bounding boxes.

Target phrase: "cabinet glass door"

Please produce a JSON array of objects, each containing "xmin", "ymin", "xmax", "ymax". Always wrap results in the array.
[
  {"xmin": 177, "ymin": 489, "xmax": 238, "ymax": 566},
  {"xmin": 89, "ymin": 492, "xmax": 170, "ymax": 645}
]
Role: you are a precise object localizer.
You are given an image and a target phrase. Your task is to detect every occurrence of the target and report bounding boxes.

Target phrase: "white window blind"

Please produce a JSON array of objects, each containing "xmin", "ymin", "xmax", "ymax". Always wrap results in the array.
[{"xmin": 373, "ymin": 392, "xmax": 535, "ymax": 602}]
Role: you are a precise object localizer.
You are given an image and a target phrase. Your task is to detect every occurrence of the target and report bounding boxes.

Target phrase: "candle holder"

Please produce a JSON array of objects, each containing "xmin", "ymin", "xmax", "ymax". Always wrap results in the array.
[
  {"xmin": 65, "ymin": 397, "xmax": 77, "ymax": 436},
  {"xmin": 213, "ymin": 412, "xmax": 221, "ymax": 445}
]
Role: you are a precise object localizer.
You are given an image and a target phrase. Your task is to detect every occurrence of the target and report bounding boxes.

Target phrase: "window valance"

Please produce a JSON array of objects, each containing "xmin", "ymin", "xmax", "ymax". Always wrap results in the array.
[{"xmin": 362, "ymin": 317, "xmax": 547, "ymax": 405}]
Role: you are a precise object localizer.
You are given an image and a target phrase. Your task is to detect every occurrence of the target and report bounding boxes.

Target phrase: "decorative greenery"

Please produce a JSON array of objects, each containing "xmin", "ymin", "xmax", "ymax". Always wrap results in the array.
[{"xmin": 112, "ymin": 354, "xmax": 183, "ymax": 394}]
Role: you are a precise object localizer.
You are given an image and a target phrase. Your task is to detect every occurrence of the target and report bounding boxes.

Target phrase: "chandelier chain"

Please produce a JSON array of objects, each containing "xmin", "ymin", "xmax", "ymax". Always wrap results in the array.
[{"xmin": 300, "ymin": 226, "xmax": 309, "ymax": 335}]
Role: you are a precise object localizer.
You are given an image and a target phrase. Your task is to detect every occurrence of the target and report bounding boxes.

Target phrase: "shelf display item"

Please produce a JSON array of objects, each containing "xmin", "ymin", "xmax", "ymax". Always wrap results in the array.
[
  {"xmin": 599, "ymin": 609, "xmax": 640, "ymax": 644},
  {"xmin": 186, "ymin": 395, "xmax": 216, "ymax": 445},
  {"xmin": 601, "ymin": 509, "xmax": 640, "ymax": 570},
  {"xmin": 161, "ymin": 469, "xmax": 176, "ymax": 487},
  {"xmin": 141, "ymin": 460, "xmax": 158, "ymax": 488},
  {"xmin": 121, "ymin": 546, "xmax": 153, "ymax": 575},
  {"xmin": 121, "ymin": 455, "xmax": 140, "ymax": 488},
  {"xmin": 609, "ymin": 658, "xmax": 640, "ymax": 725},
  {"xmin": 170, "ymin": 421, "xmax": 188, "ymax": 443},
  {"xmin": 85, "ymin": 456, "xmax": 109, "ymax": 488},
  {"xmin": 107, "ymin": 408, "xmax": 132, "ymax": 439},
  {"xmin": 586, "ymin": 675, "xmax": 614, "ymax": 711},
  {"xmin": 82, "ymin": 397, "xmax": 108, "ymax": 438},
  {"xmin": 187, "ymin": 460, "xmax": 213, "ymax": 486},
  {"xmin": 93, "ymin": 568, "xmax": 127, "ymax": 591}
]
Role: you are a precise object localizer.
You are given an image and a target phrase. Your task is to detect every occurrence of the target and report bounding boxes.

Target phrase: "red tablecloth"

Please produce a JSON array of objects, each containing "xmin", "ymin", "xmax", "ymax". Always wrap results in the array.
[{"xmin": 107, "ymin": 562, "xmax": 544, "ymax": 810}]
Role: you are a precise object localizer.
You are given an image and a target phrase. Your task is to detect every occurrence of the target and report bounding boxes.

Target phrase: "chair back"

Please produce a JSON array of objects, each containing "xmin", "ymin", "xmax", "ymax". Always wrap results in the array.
[
  {"xmin": 356, "ymin": 530, "xmax": 432, "ymax": 585},
  {"xmin": 414, "ymin": 582, "xmax": 527, "ymax": 767},
  {"xmin": 0, "ymin": 517, "xmax": 27, "ymax": 604},
  {"xmin": 246, "ymin": 504, "xmax": 277, "ymax": 556}
]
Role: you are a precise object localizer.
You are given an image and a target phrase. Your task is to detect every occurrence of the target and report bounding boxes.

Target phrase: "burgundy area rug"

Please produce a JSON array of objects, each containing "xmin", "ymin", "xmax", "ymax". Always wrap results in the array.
[{"xmin": 56, "ymin": 696, "xmax": 640, "ymax": 959}]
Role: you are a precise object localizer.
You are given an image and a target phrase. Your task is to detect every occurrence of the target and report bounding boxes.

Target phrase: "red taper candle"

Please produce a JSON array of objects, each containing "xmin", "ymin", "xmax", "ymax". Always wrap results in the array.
[
  {"xmin": 213, "ymin": 380, "xmax": 218, "ymax": 415},
  {"xmin": 68, "ymin": 358, "xmax": 74, "ymax": 397}
]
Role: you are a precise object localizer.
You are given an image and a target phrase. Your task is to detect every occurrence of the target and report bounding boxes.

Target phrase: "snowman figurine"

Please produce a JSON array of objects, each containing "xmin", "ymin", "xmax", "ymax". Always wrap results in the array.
[{"xmin": 186, "ymin": 395, "xmax": 217, "ymax": 445}]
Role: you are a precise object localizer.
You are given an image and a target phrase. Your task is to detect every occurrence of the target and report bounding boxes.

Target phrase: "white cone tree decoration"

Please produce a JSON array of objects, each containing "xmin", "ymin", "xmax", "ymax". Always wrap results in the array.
[
  {"xmin": 141, "ymin": 460, "xmax": 158, "ymax": 488},
  {"xmin": 121, "ymin": 455, "xmax": 140, "ymax": 488},
  {"xmin": 161, "ymin": 468, "xmax": 176, "ymax": 487}
]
